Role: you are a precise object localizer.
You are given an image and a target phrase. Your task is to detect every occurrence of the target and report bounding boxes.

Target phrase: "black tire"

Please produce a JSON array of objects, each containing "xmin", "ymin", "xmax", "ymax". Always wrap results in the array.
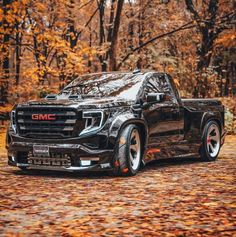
[
  {"xmin": 200, "ymin": 121, "xmax": 221, "ymax": 161},
  {"xmin": 111, "ymin": 125, "xmax": 142, "ymax": 176}
]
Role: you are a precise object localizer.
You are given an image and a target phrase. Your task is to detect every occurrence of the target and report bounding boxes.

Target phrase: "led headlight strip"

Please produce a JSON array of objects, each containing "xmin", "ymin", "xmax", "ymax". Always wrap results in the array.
[
  {"xmin": 80, "ymin": 110, "xmax": 105, "ymax": 136},
  {"xmin": 11, "ymin": 110, "xmax": 17, "ymax": 133}
]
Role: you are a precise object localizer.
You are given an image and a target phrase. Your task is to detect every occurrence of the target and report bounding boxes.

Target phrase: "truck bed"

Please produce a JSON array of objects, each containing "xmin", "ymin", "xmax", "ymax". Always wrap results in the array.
[{"xmin": 182, "ymin": 98, "xmax": 222, "ymax": 106}]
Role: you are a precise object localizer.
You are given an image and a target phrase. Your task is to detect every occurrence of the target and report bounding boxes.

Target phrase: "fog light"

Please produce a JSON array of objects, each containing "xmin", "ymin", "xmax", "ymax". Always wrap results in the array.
[
  {"xmin": 80, "ymin": 157, "xmax": 100, "ymax": 166},
  {"xmin": 100, "ymin": 163, "xmax": 111, "ymax": 169},
  {"xmin": 80, "ymin": 160, "xmax": 91, "ymax": 166}
]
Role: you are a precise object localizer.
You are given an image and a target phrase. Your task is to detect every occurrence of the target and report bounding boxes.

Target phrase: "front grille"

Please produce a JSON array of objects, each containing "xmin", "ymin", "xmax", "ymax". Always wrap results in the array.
[{"xmin": 16, "ymin": 107, "xmax": 83, "ymax": 139}]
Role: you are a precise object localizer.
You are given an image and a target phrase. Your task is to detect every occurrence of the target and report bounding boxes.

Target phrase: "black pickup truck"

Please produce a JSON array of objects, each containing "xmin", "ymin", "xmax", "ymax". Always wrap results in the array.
[{"xmin": 6, "ymin": 71, "xmax": 226, "ymax": 176}]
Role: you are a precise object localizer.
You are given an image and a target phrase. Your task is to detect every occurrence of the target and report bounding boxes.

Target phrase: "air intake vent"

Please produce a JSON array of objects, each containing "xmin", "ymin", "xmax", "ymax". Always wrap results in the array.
[
  {"xmin": 68, "ymin": 95, "xmax": 79, "ymax": 100},
  {"xmin": 45, "ymin": 94, "xmax": 57, "ymax": 100}
]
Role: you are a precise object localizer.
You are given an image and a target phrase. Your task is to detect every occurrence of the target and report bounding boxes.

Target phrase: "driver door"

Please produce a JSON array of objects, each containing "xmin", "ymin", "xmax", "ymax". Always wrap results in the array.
[{"xmin": 142, "ymin": 73, "xmax": 183, "ymax": 147}]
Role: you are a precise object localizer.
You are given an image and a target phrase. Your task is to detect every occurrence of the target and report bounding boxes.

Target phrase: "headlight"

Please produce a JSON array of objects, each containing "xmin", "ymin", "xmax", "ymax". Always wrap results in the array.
[
  {"xmin": 10, "ymin": 110, "xmax": 17, "ymax": 133},
  {"xmin": 80, "ymin": 110, "xmax": 105, "ymax": 136}
]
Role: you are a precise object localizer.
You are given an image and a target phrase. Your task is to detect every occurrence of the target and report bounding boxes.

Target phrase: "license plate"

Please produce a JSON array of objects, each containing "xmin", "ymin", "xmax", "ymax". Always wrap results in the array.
[{"xmin": 33, "ymin": 145, "xmax": 49, "ymax": 157}]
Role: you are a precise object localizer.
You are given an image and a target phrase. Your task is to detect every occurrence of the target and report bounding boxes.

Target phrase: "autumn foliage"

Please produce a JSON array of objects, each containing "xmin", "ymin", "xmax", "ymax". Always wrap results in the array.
[{"xmin": 0, "ymin": 0, "xmax": 235, "ymax": 108}]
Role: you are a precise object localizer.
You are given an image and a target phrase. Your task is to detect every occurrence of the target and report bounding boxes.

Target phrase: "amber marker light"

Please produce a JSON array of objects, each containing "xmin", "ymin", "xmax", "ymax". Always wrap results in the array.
[{"xmin": 147, "ymin": 148, "xmax": 161, "ymax": 154}]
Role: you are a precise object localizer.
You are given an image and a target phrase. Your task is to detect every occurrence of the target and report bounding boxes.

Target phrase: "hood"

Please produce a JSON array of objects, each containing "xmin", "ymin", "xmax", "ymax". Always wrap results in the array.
[{"xmin": 17, "ymin": 95, "xmax": 134, "ymax": 110}]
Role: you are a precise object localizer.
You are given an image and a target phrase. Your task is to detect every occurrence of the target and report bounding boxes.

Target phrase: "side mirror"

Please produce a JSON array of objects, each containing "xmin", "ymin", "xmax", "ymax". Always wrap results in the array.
[{"xmin": 146, "ymin": 93, "xmax": 165, "ymax": 103}]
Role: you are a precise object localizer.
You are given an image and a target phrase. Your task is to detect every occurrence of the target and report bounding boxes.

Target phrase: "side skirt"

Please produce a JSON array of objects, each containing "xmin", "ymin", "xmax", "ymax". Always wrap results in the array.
[{"xmin": 144, "ymin": 141, "xmax": 201, "ymax": 164}]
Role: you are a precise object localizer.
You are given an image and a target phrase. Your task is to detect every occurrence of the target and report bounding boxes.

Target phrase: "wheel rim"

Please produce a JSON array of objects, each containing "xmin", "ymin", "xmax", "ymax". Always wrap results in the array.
[
  {"xmin": 206, "ymin": 124, "xmax": 220, "ymax": 157},
  {"xmin": 129, "ymin": 129, "xmax": 141, "ymax": 170}
]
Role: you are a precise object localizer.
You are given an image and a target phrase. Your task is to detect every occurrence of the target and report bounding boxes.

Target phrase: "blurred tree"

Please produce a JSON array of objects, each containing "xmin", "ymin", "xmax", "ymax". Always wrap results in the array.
[
  {"xmin": 185, "ymin": 0, "xmax": 236, "ymax": 97},
  {"xmin": 97, "ymin": 0, "xmax": 124, "ymax": 71},
  {"xmin": 0, "ymin": 0, "xmax": 13, "ymax": 104}
]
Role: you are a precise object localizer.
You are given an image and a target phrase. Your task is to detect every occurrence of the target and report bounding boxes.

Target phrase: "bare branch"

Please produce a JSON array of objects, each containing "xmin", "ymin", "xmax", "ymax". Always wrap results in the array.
[
  {"xmin": 76, "ymin": 6, "xmax": 99, "ymax": 38},
  {"xmin": 117, "ymin": 21, "xmax": 195, "ymax": 69},
  {"xmin": 78, "ymin": 0, "xmax": 95, "ymax": 11}
]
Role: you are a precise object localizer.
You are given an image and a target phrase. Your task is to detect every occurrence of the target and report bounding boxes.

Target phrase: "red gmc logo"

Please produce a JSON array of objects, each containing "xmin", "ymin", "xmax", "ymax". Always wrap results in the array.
[{"xmin": 32, "ymin": 114, "xmax": 56, "ymax": 121}]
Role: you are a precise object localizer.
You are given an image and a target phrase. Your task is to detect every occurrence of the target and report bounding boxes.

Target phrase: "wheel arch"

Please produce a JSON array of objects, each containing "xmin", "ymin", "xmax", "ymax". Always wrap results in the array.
[
  {"xmin": 117, "ymin": 121, "xmax": 148, "ymax": 167},
  {"xmin": 201, "ymin": 112, "xmax": 223, "ymax": 135},
  {"xmin": 108, "ymin": 115, "xmax": 148, "ymax": 153},
  {"xmin": 130, "ymin": 122, "xmax": 148, "ymax": 163}
]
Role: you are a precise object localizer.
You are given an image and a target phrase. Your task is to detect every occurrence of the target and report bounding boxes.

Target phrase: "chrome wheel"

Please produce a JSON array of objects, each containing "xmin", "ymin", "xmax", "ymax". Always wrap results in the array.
[
  {"xmin": 206, "ymin": 124, "xmax": 220, "ymax": 157},
  {"xmin": 129, "ymin": 129, "xmax": 141, "ymax": 171}
]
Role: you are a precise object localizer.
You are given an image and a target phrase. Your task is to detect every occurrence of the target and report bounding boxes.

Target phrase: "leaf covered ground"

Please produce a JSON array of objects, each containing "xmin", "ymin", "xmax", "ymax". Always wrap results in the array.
[{"xmin": 0, "ymin": 133, "xmax": 235, "ymax": 237}]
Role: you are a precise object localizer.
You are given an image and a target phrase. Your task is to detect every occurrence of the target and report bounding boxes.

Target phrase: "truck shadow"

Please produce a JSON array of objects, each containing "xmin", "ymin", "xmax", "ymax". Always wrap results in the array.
[
  {"xmin": 143, "ymin": 157, "xmax": 203, "ymax": 172},
  {"xmin": 12, "ymin": 157, "xmax": 203, "ymax": 179}
]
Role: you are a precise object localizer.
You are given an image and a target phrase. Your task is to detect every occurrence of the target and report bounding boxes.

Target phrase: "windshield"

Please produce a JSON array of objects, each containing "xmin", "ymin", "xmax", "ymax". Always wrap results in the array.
[{"xmin": 61, "ymin": 73, "xmax": 144, "ymax": 100}]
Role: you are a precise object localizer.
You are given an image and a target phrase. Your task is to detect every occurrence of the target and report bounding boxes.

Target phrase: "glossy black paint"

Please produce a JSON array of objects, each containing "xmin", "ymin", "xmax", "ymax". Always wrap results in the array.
[{"xmin": 6, "ymin": 71, "xmax": 226, "ymax": 172}]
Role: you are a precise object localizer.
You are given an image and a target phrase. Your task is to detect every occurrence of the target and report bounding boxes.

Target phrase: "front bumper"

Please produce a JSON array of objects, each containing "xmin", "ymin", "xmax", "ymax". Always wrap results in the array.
[{"xmin": 8, "ymin": 141, "xmax": 114, "ymax": 172}]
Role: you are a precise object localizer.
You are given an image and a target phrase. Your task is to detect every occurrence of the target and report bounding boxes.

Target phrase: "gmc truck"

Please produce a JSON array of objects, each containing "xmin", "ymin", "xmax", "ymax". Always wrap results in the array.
[{"xmin": 6, "ymin": 71, "xmax": 226, "ymax": 176}]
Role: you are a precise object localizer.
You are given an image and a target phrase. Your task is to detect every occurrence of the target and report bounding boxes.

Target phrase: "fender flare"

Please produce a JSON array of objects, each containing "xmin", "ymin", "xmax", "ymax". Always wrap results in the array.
[
  {"xmin": 108, "ymin": 113, "xmax": 148, "ymax": 149},
  {"xmin": 200, "ymin": 111, "xmax": 223, "ymax": 135}
]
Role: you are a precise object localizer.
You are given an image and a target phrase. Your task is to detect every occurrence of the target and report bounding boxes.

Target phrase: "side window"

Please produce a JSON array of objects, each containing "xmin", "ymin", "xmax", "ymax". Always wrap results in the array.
[
  {"xmin": 167, "ymin": 74, "xmax": 181, "ymax": 102},
  {"xmin": 144, "ymin": 74, "xmax": 175, "ymax": 102}
]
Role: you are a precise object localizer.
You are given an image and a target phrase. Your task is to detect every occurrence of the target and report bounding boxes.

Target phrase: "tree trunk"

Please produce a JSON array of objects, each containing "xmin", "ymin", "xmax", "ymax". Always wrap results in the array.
[
  {"xmin": 1, "ymin": 0, "xmax": 13, "ymax": 104},
  {"xmin": 185, "ymin": 0, "xmax": 220, "ymax": 97},
  {"xmin": 108, "ymin": 0, "xmax": 124, "ymax": 71},
  {"xmin": 15, "ymin": 28, "xmax": 22, "ymax": 86},
  {"xmin": 136, "ymin": 0, "xmax": 145, "ymax": 69},
  {"xmin": 127, "ymin": 4, "xmax": 134, "ymax": 51},
  {"xmin": 97, "ymin": 0, "xmax": 107, "ymax": 71}
]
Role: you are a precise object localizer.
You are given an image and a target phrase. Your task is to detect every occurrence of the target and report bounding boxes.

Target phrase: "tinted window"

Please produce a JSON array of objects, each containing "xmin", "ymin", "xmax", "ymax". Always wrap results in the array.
[
  {"xmin": 144, "ymin": 73, "xmax": 175, "ymax": 102},
  {"xmin": 167, "ymin": 75, "xmax": 181, "ymax": 102}
]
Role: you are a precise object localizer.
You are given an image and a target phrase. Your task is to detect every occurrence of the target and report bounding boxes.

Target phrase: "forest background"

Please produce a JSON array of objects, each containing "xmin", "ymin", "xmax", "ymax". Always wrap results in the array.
[{"xmin": 0, "ymin": 0, "xmax": 235, "ymax": 132}]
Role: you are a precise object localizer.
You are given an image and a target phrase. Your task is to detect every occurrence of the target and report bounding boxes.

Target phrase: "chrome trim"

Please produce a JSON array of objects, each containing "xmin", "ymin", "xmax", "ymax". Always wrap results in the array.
[
  {"xmin": 16, "ymin": 163, "xmax": 28, "ymax": 167},
  {"xmin": 172, "ymin": 153, "xmax": 199, "ymax": 158},
  {"xmin": 80, "ymin": 157, "xmax": 100, "ymax": 161}
]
